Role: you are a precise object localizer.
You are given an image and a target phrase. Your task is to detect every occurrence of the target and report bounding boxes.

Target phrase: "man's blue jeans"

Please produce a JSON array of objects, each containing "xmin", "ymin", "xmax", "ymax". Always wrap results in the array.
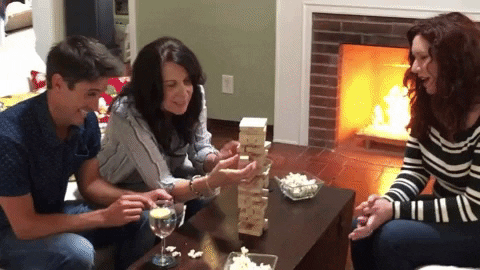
[
  {"xmin": 351, "ymin": 219, "xmax": 480, "ymax": 270},
  {"xmin": 0, "ymin": 201, "xmax": 155, "ymax": 270}
]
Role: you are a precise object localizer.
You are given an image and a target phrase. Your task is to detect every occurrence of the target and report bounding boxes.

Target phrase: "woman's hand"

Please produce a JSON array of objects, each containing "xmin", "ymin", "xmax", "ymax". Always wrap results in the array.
[
  {"xmin": 207, "ymin": 154, "xmax": 260, "ymax": 188},
  {"xmin": 354, "ymin": 194, "xmax": 382, "ymax": 217},
  {"xmin": 204, "ymin": 141, "xmax": 241, "ymax": 172},
  {"xmin": 219, "ymin": 140, "xmax": 240, "ymax": 160},
  {"xmin": 348, "ymin": 197, "xmax": 393, "ymax": 241}
]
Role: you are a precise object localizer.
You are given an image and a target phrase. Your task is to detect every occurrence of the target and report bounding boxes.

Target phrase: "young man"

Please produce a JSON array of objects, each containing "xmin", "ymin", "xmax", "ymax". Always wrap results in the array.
[{"xmin": 0, "ymin": 36, "xmax": 172, "ymax": 270}]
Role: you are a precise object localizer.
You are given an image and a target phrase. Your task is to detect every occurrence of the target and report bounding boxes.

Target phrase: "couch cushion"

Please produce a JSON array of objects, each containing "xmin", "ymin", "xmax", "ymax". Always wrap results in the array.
[
  {"xmin": 417, "ymin": 266, "xmax": 478, "ymax": 270},
  {"xmin": 0, "ymin": 91, "xmax": 38, "ymax": 112},
  {"xmin": 5, "ymin": 2, "xmax": 32, "ymax": 32}
]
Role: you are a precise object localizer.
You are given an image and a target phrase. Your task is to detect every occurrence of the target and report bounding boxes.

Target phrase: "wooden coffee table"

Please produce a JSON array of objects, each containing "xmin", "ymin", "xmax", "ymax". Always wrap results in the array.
[{"xmin": 129, "ymin": 175, "xmax": 355, "ymax": 270}]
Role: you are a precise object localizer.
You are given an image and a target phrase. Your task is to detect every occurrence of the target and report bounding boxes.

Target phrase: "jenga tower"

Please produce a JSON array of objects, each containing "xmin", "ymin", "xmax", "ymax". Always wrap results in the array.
[{"xmin": 237, "ymin": 117, "xmax": 271, "ymax": 236}]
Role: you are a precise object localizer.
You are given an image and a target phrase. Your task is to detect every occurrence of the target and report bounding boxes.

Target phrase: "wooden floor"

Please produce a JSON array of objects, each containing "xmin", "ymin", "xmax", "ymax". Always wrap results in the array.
[{"xmin": 208, "ymin": 119, "xmax": 434, "ymax": 270}]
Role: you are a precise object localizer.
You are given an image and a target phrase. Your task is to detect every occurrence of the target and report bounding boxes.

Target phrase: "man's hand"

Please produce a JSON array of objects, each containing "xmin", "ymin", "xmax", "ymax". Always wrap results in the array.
[
  {"xmin": 142, "ymin": 189, "xmax": 173, "ymax": 209},
  {"xmin": 349, "ymin": 197, "xmax": 393, "ymax": 241},
  {"xmin": 101, "ymin": 194, "xmax": 153, "ymax": 227},
  {"xmin": 102, "ymin": 191, "xmax": 172, "ymax": 227}
]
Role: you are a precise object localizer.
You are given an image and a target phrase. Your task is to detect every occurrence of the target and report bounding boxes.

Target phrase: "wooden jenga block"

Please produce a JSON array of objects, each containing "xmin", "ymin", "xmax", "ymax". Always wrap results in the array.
[
  {"xmin": 238, "ymin": 193, "xmax": 266, "ymax": 204},
  {"xmin": 249, "ymin": 153, "xmax": 266, "ymax": 168},
  {"xmin": 238, "ymin": 194, "xmax": 252, "ymax": 208},
  {"xmin": 239, "ymin": 196, "xmax": 268, "ymax": 210},
  {"xmin": 239, "ymin": 117, "xmax": 268, "ymax": 135},
  {"xmin": 238, "ymin": 196, "xmax": 248, "ymax": 208},
  {"xmin": 264, "ymin": 141, "xmax": 271, "ymax": 149},
  {"xmin": 238, "ymin": 186, "xmax": 269, "ymax": 196},
  {"xmin": 239, "ymin": 144, "xmax": 267, "ymax": 156},
  {"xmin": 239, "ymin": 209, "xmax": 266, "ymax": 222},
  {"xmin": 252, "ymin": 196, "xmax": 268, "ymax": 208},
  {"xmin": 239, "ymin": 204, "xmax": 266, "ymax": 219},
  {"xmin": 238, "ymin": 155, "xmax": 250, "ymax": 169},
  {"xmin": 245, "ymin": 145, "xmax": 266, "ymax": 155},
  {"xmin": 238, "ymin": 220, "xmax": 264, "ymax": 236},
  {"xmin": 239, "ymin": 126, "xmax": 267, "ymax": 135},
  {"xmin": 263, "ymin": 177, "xmax": 270, "ymax": 188},
  {"xmin": 239, "ymin": 175, "xmax": 265, "ymax": 190},
  {"xmin": 263, "ymin": 158, "xmax": 272, "ymax": 172},
  {"xmin": 239, "ymin": 133, "xmax": 266, "ymax": 146},
  {"xmin": 238, "ymin": 117, "xmax": 270, "ymax": 237}
]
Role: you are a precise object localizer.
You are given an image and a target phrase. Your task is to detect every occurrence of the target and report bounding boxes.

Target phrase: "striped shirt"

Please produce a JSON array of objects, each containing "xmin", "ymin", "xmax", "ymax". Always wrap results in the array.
[
  {"xmin": 384, "ymin": 124, "xmax": 480, "ymax": 223},
  {"xmin": 97, "ymin": 85, "xmax": 217, "ymax": 193}
]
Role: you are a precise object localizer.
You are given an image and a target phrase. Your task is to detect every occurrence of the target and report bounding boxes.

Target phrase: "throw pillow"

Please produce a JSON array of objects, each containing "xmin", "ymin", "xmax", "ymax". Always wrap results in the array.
[
  {"xmin": 98, "ymin": 76, "xmax": 130, "ymax": 123},
  {"xmin": 30, "ymin": 70, "xmax": 46, "ymax": 91}
]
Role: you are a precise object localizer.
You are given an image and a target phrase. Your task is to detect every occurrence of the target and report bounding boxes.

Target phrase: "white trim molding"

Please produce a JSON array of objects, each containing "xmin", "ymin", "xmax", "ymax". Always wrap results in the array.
[{"xmin": 128, "ymin": 0, "xmax": 137, "ymax": 63}]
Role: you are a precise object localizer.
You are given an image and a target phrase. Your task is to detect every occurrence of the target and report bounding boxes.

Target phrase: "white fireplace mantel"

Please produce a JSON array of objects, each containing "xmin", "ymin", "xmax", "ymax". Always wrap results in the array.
[{"xmin": 274, "ymin": 0, "xmax": 480, "ymax": 146}]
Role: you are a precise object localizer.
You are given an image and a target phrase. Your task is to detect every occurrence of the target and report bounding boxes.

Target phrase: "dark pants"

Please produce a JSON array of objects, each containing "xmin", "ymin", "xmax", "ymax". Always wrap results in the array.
[
  {"xmin": 351, "ymin": 214, "xmax": 480, "ymax": 269},
  {"xmin": 0, "ymin": 201, "xmax": 155, "ymax": 270}
]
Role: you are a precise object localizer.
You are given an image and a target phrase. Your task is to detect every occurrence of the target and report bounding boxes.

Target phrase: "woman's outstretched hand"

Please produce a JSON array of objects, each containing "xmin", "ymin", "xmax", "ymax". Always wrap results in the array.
[
  {"xmin": 204, "ymin": 141, "xmax": 240, "ymax": 172},
  {"xmin": 207, "ymin": 154, "xmax": 260, "ymax": 188},
  {"xmin": 218, "ymin": 140, "xmax": 240, "ymax": 160}
]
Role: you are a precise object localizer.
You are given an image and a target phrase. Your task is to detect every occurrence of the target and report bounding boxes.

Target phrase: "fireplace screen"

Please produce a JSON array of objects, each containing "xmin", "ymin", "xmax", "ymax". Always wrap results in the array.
[{"xmin": 337, "ymin": 44, "xmax": 410, "ymax": 148}]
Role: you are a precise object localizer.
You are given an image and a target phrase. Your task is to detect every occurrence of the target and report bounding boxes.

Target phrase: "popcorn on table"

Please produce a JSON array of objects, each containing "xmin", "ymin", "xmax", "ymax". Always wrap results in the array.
[
  {"xmin": 278, "ymin": 173, "xmax": 318, "ymax": 198},
  {"xmin": 188, "ymin": 249, "xmax": 203, "ymax": 259},
  {"xmin": 228, "ymin": 246, "xmax": 272, "ymax": 270},
  {"xmin": 165, "ymin": 246, "xmax": 176, "ymax": 253}
]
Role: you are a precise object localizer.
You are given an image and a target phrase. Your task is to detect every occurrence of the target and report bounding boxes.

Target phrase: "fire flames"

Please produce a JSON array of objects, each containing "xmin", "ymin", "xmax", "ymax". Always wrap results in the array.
[
  {"xmin": 337, "ymin": 44, "xmax": 410, "ymax": 145},
  {"xmin": 360, "ymin": 85, "xmax": 410, "ymax": 141}
]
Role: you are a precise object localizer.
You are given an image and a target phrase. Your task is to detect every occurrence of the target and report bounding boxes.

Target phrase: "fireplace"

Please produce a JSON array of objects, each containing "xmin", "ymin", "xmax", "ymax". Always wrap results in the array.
[
  {"xmin": 338, "ymin": 44, "xmax": 410, "ymax": 148},
  {"xmin": 273, "ymin": 4, "xmax": 480, "ymax": 148},
  {"xmin": 308, "ymin": 13, "xmax": 415, "ymax": 149}
]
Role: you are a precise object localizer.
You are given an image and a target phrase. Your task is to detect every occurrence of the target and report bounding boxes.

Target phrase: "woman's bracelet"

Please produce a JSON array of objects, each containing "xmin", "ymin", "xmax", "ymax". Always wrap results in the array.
[
  {"xmin": 190, "ymin": 176, "xmax": 203, "ymax": 197},
  {"xmin": 204, "ymin": 175, "xmax": 214, "ymax": 194},
  {"xmin": 204, "ymin": 174, "xmax": 221, "ymax": 197},
  {"xmin": 191, "ymin": 175, "xmax": 220, "ymax": 198}
]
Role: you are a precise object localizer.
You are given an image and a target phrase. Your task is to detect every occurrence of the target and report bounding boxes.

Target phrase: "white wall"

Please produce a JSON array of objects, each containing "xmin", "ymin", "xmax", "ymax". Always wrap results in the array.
[
  {"xmin": 32, "ymin": 0, "xmax": 65, "ymax": 63},
  {"xmin": 32, "ymin": 0, "xmax": 138, "ymax": 64},
  {"xmin": 275, "ymin": 0, "xmax": 480, "ymax": 145}
]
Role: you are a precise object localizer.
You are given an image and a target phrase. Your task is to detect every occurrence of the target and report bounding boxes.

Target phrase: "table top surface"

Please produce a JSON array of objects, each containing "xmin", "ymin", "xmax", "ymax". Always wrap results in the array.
[{"xmin": 129, "ymin": 174, "xmax": 354, "ymax": 270}]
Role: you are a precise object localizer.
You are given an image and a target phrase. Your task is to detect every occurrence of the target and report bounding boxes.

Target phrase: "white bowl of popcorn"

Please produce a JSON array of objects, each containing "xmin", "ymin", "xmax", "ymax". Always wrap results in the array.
[
  {"xmin": 224, "ymin": 247, "xmax": 277, "ymax": 270},
  {"xmin": 274, "ymin": 171, "xmax": 323, "ymax": 201}
]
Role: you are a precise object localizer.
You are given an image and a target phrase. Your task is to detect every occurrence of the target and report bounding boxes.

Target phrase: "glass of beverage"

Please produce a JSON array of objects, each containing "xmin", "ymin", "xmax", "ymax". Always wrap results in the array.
[{"xmin": 149, "ymin": 200, "xmax": 177, "ymax": 268}]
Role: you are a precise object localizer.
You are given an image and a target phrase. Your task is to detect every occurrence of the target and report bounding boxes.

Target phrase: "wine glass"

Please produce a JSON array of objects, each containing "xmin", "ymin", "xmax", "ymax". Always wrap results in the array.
[{"xmin": 149, "ymin": 200, "xmax": 177, "ymax": 268}]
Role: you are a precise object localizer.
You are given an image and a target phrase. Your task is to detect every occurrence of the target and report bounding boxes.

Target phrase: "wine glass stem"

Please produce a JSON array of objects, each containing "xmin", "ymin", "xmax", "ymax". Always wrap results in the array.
[{"xmin": 161, "ymin": 236, "xmax": 166, "ymax": 259}]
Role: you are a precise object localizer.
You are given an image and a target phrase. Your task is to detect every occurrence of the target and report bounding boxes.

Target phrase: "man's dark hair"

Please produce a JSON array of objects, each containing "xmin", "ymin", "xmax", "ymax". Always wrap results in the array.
[{"xmin": 46, "ymin": 35, "xmax": 124, "ymax": 89}]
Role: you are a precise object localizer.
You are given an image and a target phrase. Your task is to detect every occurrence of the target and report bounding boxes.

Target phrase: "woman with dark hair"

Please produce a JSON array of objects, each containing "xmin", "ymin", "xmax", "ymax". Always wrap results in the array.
[
  {"xmin": 97, "ymin": 37, "xmax": 259, "ymax": 218},
  {"xmin": 349, "ymin": 12, "xmax": 480, "ymax": 269}
]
